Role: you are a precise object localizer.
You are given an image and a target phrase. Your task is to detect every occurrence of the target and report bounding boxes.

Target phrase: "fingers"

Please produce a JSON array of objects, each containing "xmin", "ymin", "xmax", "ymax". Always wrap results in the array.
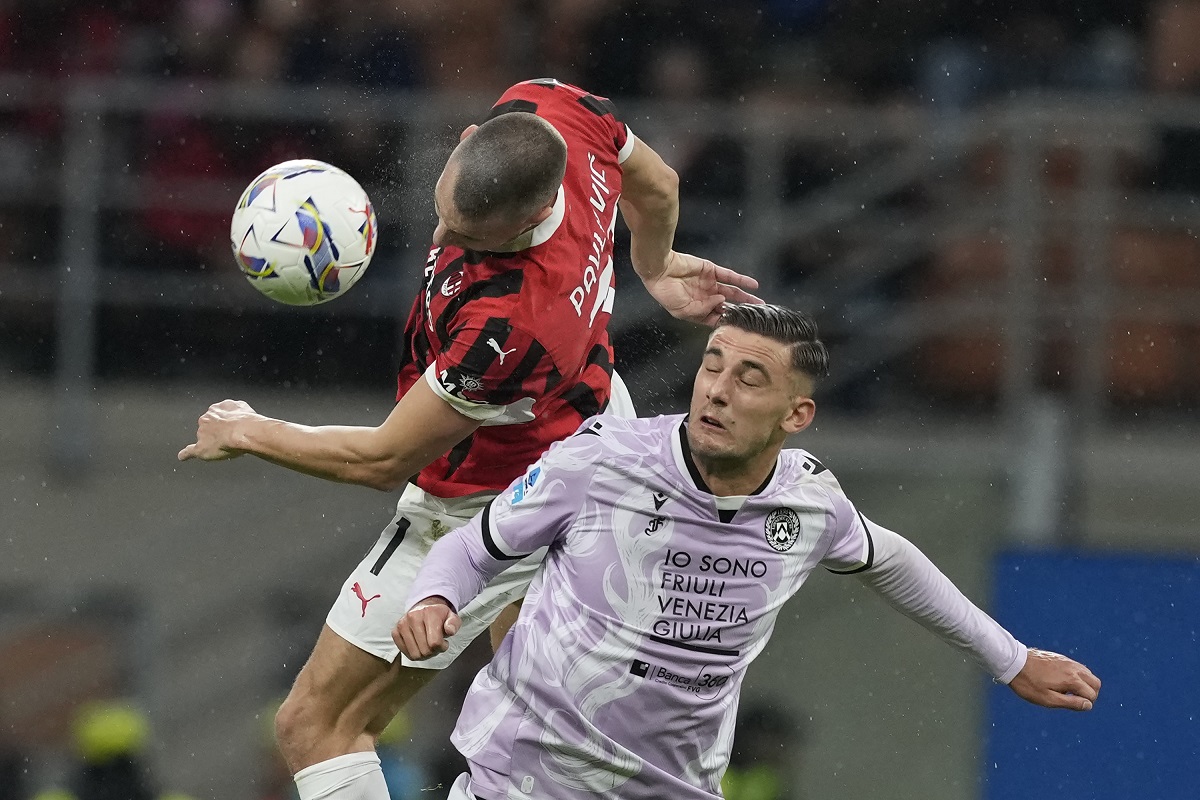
[
  {"xmin": 1053, "ymin": 692, "xmax": 1094, "ymax": 712},
  {"xmin": 712, "ymin": 265, "xmax": 760, "ymax": 291},
  {"xmin": 177, "ymin": 444, "xmax": 196, "ymax": 461},
  {"xmin": 1071, "ymin": 671, "xmax": 1101, "ymax": 704},
  {"xmin": 694, "ymin": 295, "xmax": 727, "ymax": 327},
  {"xmin": 716, "ymin": 283, "xmax": 764, "ymax": 306},
  {"xmin": 392, "ymin": 619, "xmax": 422, "ymax": 660},
  {"xmin": 422, "ymin": 609, "xmax": 450, "ymax": 655},
  {"xmin": 392, "ymin": 606, "xmax": 459, "ymax": 660},
  {"xmin": 1025, "ymin": 685, "xmax": 1094, "ymax": 712}
]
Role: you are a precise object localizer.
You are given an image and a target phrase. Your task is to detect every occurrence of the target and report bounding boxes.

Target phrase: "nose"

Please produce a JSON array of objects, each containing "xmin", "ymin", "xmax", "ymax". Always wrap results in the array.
[{"xmin": 706, "ymin": 370, "xmax": 731, "ymax": 406}]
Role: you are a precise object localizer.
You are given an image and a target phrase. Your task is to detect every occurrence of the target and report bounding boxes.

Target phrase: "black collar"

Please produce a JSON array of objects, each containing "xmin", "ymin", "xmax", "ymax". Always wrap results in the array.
[{"xmin": 677, "ymin": 420, "xmax": 776, "ymax": 497}]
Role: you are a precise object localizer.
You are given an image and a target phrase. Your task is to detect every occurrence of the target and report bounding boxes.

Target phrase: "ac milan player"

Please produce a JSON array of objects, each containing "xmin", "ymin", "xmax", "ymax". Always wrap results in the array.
[
  {"xmin": 395, "ymin": 303, "xmax": 1102, "ymax": 800},
  {"xmin": 178, "ymin": 79, "xmax": 761, "ymax": 800}
]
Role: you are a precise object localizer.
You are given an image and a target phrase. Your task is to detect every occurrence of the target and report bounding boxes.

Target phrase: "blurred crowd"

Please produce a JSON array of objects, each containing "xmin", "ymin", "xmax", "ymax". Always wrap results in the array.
[
  {"xmin": 1, "ymin": 0, "xmax": 1198, "ymax": 405},
  {"xmin": 0, "ymin": 0, "xmax": 1165, "ymax": 100}
]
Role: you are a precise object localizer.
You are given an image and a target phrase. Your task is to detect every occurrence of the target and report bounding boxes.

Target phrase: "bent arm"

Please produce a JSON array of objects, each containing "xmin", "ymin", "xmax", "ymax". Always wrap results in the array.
[
  {"xmin": 406, "ymin": 512, "xmax": 515, "ymax": 613},
  {"xmin": 854, "ymin": 523, "xmax": 1028, "ymax": 684},
  {"xmin": 618, "ymin": 138, "xmax": 761, "ymax": 325},
  {"xmin": 406, "ymin": 425, "xmax": 604, "ymax": 611},
  {"xmin": 618, "ymin": 137, "xmax": 680, "ymax": 284},
  {"xmin": 181, "ymin": 378, "xmax": 481, "ymax": 491}
]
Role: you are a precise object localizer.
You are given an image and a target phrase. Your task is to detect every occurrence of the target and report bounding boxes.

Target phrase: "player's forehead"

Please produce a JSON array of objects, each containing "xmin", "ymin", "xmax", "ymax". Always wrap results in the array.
[
  {"xmin": 433, "ymin": 162, "xmax": 469, "ymax": 227},
  {"xmin": 705, "ymin": 326, "xmax": 793, "ymax": 373}
]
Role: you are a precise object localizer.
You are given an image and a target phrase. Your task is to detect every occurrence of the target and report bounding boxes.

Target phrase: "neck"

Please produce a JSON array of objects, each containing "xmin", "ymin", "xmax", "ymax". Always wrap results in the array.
[
  {"xmin": 689, "ymin": 443, "xmax": 780, "ymax": 497},
  {"xmin": 494, "ymin": 226, "xmax": 536, "ymax": 253},
  {"xmin": 692, "ymin": 457, "xmax": 773, "ymax": 497}
]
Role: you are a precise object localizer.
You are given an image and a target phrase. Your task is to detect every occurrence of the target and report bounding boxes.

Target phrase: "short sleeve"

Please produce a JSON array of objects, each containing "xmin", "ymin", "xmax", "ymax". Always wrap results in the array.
[
  {"xmin": 819, "ymin": 486, "xmax": 876, "ymax": 575},
  {"xmin": 617, "ymin": 129, "xmax": 636, "ymax": 163},
  {"xmin": 477, "ymin": 421, "xmax": 607, "ymax": 559},
  {"xmin": 424, "ymin": 316, "xmax": 556, "ymax": 424}
]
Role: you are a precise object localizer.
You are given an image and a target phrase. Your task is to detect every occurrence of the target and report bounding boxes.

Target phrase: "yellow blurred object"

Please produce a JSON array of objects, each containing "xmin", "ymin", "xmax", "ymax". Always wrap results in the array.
[
  {"xmin": 31, "ymin": 791, "xmax": 78, "ymax": 800},
  {"xmin": 158, "ymin": 793, "xmax": 199, "ymax": 800},
  {"xmin": 376, "ymin": 707, "xmax": 412, "ymax": 746},
  {"xmin": 72, "ymin": 701, "xmax": 150, "ymax": 763},
  {"xmin": 721, "ymin": 764, "xmax": 782, "ymax": 800},
  {"xmin": 261, "ymin": 697, "xmax": 286, "ymax": 745}
]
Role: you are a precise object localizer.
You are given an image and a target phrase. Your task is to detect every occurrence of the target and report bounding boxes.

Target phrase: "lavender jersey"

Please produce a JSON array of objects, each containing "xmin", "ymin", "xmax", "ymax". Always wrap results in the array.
[{"xmin": 408, "ymin": 413, "xmax": 1024, "ymax": 800}]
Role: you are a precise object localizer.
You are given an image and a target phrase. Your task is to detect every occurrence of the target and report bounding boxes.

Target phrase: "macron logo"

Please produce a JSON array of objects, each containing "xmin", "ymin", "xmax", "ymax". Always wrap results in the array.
[{"xmin": 487, "ymin": 338, "xmax": 517, "ymax": 365}]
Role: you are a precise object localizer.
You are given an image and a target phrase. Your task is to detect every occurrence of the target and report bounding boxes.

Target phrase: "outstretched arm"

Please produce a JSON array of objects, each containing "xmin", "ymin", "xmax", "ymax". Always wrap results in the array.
[
  {"xmin": 852, "ymin": 522, "xmax": 1100, "ymax": 709},
  {"xmin": 176, "ymin": 377, "xmax": 481, "ymax": 491},
  {"xmin": 619, "ymin": 137, "xmax": 761, "ymax": 326}
]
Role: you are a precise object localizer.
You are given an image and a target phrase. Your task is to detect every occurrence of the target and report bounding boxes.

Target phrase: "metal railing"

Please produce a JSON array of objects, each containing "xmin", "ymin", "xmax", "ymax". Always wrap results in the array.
[
  {"xmin": 4, "ymin": 77, "xmax": 1200, "ymax": 796},
  {"xmin": 3, "ymin": 77, "xmax": 1199, "ymax": 483}
]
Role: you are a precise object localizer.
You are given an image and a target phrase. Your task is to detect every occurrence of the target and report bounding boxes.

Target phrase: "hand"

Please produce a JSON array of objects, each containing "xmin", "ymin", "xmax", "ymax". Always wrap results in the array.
[
  {"xmin": 641, "ymin": 252, "xmax": 762, "ymax": 326},
  {"xmin": 392, "ymin": 597, "xmax": 461, "ymax": 660},
  {"xmin": 1008, "ymin": 648, "xmax": 1101, "ymax": 711},
  {"xmin": 177, "ymin": 399, "xmax": 261, "ymax": 461}
]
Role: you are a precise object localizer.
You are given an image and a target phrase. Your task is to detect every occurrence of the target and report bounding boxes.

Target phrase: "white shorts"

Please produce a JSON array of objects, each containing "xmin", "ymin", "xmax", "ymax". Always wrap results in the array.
[
  {"xmin": 325, "ymin": 371, "xmax": 636, "ymax": 670},
  {"xmin": 326, "ymin": 483, "xmax": 544, "ymax": 669}
]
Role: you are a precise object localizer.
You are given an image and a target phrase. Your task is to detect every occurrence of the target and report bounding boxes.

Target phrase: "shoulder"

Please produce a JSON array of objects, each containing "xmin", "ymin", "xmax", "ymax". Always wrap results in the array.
[
  {"xmin": 548, "ymin": 413, "xmax": 677, "ymax": 457},
  {"xmin": 491, "ymin": 80, "xmax": 628, "ymax": 155},
  {"xmin": 493, "ymin": 79, "xmax": 613, "ymax": 113},
  {"xmin": 775, "ymin": 449, "xmax": 851, "ymax": 506},
  {"xmin": 576, "ymin": 412, "xmax": 679, "ymax": 439}
]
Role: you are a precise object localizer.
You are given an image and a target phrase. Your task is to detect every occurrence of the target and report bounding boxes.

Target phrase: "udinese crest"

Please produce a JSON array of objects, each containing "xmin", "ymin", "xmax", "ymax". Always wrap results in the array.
[{"xmin": 764, "ymin": 508, "xmax": 801, "ymax": 552}]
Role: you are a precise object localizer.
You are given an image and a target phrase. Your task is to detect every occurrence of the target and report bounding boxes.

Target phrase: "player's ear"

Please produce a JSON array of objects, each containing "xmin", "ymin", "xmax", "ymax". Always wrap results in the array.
[
  {"xmin": 526, "ymin": 201, "xmax": 555, "ymax": 227},
  {"xmin": 782, "ymin": 396, "xmax": 815, "ymax": 435},
  {"xmin": 459, "ymin": 124, "xmax": 479, "ymax": 142}
]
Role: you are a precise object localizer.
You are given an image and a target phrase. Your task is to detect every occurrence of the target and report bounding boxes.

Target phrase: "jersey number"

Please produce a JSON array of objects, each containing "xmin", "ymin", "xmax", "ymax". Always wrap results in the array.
[{"xmin": 370, "ymin": 517, "xmax": 411, "ymax": 576}]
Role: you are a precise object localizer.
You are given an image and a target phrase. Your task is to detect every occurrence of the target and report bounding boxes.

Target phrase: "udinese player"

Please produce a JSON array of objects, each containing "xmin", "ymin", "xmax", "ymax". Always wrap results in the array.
[
  {"xmin": 178, "ymin": 79, "xmax": 761, "ymax": 800},
  {"xmin": 395, "ymin": 303, "xmax": 1102, "ymax": 800}
]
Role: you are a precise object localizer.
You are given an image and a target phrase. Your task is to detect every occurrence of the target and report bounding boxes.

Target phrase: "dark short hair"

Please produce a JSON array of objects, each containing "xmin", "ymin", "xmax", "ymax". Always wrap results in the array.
[
  {"xmin": 450, "ymin": 112, "xmax": 567, "ymax": 223},
  {"xmin": 718, "ymin": 303, "xmax": 830, "ymax": 384}
]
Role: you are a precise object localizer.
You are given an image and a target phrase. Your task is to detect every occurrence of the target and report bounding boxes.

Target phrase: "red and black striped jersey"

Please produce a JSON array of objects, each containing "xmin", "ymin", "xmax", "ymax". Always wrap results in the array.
[{"xmin": 396, "ymin": 79, "xmax": 635, "ymax": 499}]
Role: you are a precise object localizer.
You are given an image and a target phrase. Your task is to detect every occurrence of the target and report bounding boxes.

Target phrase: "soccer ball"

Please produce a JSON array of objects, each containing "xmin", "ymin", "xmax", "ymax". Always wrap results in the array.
[{"xmin": 230, "ymin": 159, "xmax": 378, "ymax": 306}]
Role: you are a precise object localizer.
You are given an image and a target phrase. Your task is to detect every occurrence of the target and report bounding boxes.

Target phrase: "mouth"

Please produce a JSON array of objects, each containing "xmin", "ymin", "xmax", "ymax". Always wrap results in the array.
[{"xmin": 697, "ymin": 414, "xmax": 725, "ymax": 431}]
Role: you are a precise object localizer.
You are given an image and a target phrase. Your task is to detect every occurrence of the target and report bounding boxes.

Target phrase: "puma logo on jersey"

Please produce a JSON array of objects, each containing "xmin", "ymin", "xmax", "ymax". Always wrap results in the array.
[
  {"xmin": 351, "ymin": 582, "xmax": 382, "ymax": 617},
  {"xmin": 487, "ymin": 338, "xmax": 517, "ymax": 364}
]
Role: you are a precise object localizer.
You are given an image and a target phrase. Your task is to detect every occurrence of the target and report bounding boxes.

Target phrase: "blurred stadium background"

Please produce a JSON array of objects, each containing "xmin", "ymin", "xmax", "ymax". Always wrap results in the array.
[{"xmin": 1, "ymin": 0, "xmax": 1198, "ymax": 798}]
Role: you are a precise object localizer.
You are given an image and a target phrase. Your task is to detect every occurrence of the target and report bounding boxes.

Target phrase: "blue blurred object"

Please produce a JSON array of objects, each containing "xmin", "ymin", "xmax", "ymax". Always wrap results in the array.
[{"xmin": 985, "ymin": 551, "xmax": 1200, "ymax": 800}]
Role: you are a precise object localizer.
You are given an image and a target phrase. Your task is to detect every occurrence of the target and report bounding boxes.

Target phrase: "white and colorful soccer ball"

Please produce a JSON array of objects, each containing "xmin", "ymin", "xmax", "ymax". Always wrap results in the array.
[{"xmin": 230, "ymin": 159, "xmax": 378, "ymax": 306}]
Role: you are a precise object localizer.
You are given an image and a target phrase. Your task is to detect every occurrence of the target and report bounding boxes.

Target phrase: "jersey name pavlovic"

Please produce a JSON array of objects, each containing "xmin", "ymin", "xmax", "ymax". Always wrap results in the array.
[{"xmin": 396, "ymin": 79, "xmax": 635, "ymax": 498}]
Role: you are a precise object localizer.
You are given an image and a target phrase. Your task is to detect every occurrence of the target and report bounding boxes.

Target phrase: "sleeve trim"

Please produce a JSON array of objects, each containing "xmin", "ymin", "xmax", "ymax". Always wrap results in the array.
[
  {"xmin": 826, "ymin": 511, "xmax": 876, "ymax": 575},
  {"xmin": 994, "ymin": 643, "xmax": 1029, "ymax": 685},
  {"xmin": 422, "ymin": 362, "xmax": 509, "ymax": 422},
  {"xmin": 617, "ymin": 128, "xmax": 637, "ymax": 163},
  {"xmin": 481, "ymin": 503, "xmax": 529, "ymax": 561}
]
